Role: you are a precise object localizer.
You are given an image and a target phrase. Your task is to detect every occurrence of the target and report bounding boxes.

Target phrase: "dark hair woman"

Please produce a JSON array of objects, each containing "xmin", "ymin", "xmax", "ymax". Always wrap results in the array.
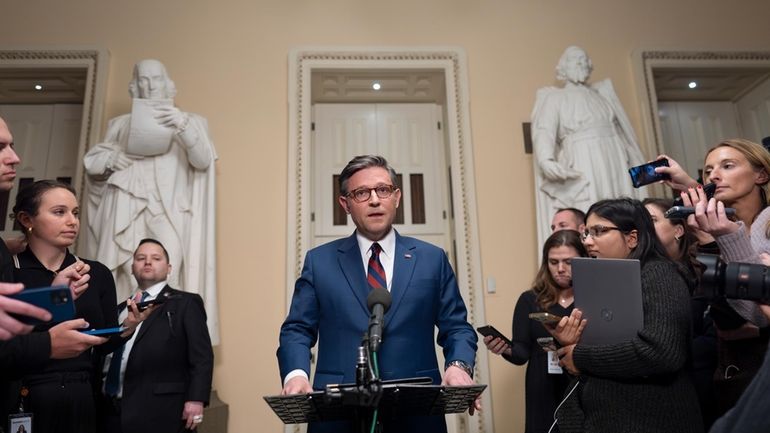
[
  {"xmin": 552, "ymin": 198, "xmax": 703, "ymax": 433},
  {"xmin": 11, "ymin": 180, "xmax": 136, "ymax": 433},
  {"xmin": 483, "ymin": 229, "xmax": 587, "ymax": 433}
]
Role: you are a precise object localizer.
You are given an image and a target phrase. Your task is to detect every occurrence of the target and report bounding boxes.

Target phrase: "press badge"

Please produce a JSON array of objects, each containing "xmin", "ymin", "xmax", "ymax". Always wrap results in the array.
[
  {"xmin": 547, "ymin": 351, "xmax": 563, "ymax": 374},
  {"xmin": 8, "ymin": 413, "xmax": 32, "ymax": 433}
]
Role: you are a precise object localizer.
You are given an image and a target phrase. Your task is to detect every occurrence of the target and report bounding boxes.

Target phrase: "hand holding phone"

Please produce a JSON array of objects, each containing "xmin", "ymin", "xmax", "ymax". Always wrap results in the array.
[
  {"xmin": 476, "ymin": 325, "xmax": 513, "ymax": 347},
  {"xmin": 628, "ymin": 159, "xmax": 671, "ymax": 188}
]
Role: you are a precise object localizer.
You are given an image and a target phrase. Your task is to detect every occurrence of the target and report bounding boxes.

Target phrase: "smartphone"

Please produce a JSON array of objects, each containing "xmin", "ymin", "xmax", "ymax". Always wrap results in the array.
[
  {"xmin": 476, "ymin": 325, "xmax": 513, "ymax": 346},
  {"xmin": 628, "ymin": 158, "xmax": 671, "ymax": 188},
  {"xmin": 134, "ymin": 296, "xmax": 168, "ymax": 311},
  {"xmin": 672, "ymin": 182, "xmax": 717, "ymax": 207},
  {"xmin": 528, "ymin": 312, "xmax": 563, "ymax": 324},
  {"xmin": 9, "ymin": 285, "xmax": 75, "ymax": 325},
  {"xmin": 536, "ymin": 336, "xmax": 559, "ymax": 352},
  {"xmin": 664, "ymin": 206, "xmax": 736, "ymax": 219},
  {"xmin": 80, "ymin": 327, "xmax": 125, "ymax": 336}
]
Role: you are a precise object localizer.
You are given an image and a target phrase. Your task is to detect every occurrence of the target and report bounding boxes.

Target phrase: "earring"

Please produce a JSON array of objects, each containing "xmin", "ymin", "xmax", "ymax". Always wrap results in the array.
[
  {"xmin": 674, "ymin": 235, "xmax": 681, "ymax": 242},
  {"xmin": 26, "ymin": 227, "xmax": 32, "ymax": 233}
]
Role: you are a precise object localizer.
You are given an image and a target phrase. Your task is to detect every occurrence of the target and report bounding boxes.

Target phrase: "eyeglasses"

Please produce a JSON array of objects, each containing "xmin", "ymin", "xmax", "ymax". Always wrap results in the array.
[
  {"xmin": 581, "ymin": 225, "xmax": 622, "ymax": 241},
  {"xmin": 346, "ymin": 185, "xmax": 398, "ymax": 203}
]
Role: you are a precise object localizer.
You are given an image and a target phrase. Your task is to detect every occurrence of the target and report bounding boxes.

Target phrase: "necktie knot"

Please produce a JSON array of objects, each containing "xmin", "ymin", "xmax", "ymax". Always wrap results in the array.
[{"xmin": 371, "ymin": 243, "xmax": 382, "ymax": 257}]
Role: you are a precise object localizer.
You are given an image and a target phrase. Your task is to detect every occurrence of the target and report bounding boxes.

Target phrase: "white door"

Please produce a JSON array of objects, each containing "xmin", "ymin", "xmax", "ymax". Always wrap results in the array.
[
  {"xmin": 0, "ymin": 104, "xmax": 81, "ymax": 237},
  {"xmin": 658, "ymin": 101, "xmax": 740, "ymax": 179},
  {"xmin": 313, "ymin": 103, "xmax": 451, "ymax": 254},
  {"xmin": 735, "ymin": 76, "xmax": 770, "ymax": 143}
]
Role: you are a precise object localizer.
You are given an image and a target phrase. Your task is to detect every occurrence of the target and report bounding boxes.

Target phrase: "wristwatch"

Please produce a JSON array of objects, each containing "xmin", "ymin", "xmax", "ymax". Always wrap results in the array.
[{"xmin": 446, "ymin": 360, "xmax": 473, "ymax": 378}]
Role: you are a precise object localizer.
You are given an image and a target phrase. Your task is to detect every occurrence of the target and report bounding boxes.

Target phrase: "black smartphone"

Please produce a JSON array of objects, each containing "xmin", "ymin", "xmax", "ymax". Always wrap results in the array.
[
  {"xmin": 672, "ymin": 182, "xmax": 717, "ymax": 207},
  {"xmin": 80, "ymin": 327, "xmax": 125, "ymax": 336},
  {"xmin": 528, "ymin": 312, "xmax": 563, "ymax": 324},
  {"xmin": 536, "ymin": 336, "xmax": 559, "ymax": 352},
  {"xmin": 664, "ymin": 206, "xmax": 736, "ymax": 219},
  {"xmin": 476, "ymin": 325, "xmax": 513, "ymax": 346},
  {"xmin": 134, "ymin": 297, "xmax": 167, "ymax": 312},
  {"xmin": 628, "ymin": 158, "xmax": 671, "ymax": 188},
  {"xmin": 9, "ymin": 285, "xmax": 75, "ymax": 325}
]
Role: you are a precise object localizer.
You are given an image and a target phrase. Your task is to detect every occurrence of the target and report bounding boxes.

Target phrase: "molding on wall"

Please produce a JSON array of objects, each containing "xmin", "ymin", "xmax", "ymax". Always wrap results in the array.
[
  {"xmin": 632, "ymin": 48, "xmax": 770, "ymax": 159},
  {"xmin": 0, "ymin": 46, "xmax": 109, "ymax": 253},
  {"xmin": 285, "ymin": 47, "xmax": 491, "ymax": 433}
]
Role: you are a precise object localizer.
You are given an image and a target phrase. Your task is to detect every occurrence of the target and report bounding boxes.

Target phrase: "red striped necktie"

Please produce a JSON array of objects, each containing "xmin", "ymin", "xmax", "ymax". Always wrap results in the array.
[{"xmin": 367, "ymin": 243, "xmax": 387, "ymax": 290}]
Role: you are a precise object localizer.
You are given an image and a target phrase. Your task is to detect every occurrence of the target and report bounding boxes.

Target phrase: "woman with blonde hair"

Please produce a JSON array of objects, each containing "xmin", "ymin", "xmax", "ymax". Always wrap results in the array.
[{"xmin": 660, "ymin": 138, "xmax": 770, "ymax": 415}]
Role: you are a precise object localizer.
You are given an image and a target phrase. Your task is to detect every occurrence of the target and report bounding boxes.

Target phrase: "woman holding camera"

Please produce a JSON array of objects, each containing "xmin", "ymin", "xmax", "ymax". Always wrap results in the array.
[
  {"xmin": 483, "ymin": 230, "xmax": 587, "ymax": 433},
  {"xmin": 553, "ymin": 198, "xmax": 702, "ymax": 433},
  {"xmin": 660, "ymin": 138, "xmax": 770, "ymax": 414}
]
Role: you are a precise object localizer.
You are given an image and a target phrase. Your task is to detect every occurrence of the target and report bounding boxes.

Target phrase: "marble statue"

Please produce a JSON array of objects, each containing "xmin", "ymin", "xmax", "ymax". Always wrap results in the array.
[
  {"xmin": 531, "ymin": 46, "xmax": 647, "ymax": 247},
  {"xmin": 84, "ymin": 59, "xmax": 219, "ymax": 343}
]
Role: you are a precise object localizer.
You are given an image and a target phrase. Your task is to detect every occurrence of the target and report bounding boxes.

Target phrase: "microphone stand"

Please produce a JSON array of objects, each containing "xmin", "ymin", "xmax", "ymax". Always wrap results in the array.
[{"xmin": 325, "ymin": 333, "xmax": 383, "ymax": 433}]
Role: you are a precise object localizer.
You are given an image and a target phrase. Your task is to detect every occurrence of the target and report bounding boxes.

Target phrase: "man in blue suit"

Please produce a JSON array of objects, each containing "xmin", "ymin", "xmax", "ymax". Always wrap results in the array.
[{"xmin": 278, "ymin": 155, "xmax": 479, "ymax": 433}]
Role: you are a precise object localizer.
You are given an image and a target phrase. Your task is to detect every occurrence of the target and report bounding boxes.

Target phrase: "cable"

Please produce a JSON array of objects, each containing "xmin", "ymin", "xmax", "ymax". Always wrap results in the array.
[
  {"xmin": 547, "ymin": 379, "xmax": 581, "ymax": 433},
  {"xmin": 369, "ymin": 352, "xmax": 380, "ymax": 433}
]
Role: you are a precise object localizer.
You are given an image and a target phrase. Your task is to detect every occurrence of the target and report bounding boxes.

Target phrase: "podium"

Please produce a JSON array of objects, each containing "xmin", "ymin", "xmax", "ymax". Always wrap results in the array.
[{"xmin": 264, "ymin": 378, "xmax": 486, "ymax": 425}]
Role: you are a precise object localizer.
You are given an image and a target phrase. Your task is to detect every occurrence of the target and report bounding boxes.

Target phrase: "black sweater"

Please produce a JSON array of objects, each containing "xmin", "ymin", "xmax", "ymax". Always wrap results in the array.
[{"xmin": 557, "ymin": 259, "xmax": 704, "ymax": 433}]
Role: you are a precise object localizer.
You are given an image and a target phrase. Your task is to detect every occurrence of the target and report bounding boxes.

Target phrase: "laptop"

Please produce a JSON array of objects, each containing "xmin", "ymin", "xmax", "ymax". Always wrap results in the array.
[{"xmin": 571, "ymin": 257, "xmax": 644, "ymax": 345}]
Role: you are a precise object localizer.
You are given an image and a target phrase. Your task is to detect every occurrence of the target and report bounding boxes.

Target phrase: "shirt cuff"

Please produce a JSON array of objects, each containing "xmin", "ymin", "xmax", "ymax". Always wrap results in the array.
[{"xmin": 283, "ymin": 369, "xmax": 309, "ymax": 387}]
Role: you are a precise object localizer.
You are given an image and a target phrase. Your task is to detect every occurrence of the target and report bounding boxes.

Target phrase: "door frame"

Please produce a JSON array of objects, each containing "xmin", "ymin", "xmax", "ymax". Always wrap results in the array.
[
  {"xmin": 286, "ymin": 47, "xmax": 492, "ymax": 433},
  {"xmin": 632, "ymin": 49, "xmax": 770, "ymax": 158},
  {"xmin": 0, "ymin": 47, "xmax": 109, "ymax": 252}
]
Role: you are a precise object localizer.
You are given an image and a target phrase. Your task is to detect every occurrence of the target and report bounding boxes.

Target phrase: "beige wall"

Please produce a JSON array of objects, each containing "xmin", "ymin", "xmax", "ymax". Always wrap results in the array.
[{"xmin": 3, "ymin": 1, "xmax": 770, "ymax": 432}]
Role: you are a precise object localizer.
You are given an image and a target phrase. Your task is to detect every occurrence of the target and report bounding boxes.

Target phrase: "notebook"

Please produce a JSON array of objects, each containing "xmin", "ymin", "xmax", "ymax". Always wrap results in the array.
[{"xmin": 571, "ymin": 257, "xmax": 644, "ymax": 345}]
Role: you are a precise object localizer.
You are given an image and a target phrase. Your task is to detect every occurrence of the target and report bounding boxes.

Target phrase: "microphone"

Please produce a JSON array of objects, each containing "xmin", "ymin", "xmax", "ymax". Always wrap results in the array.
[{"xmin": 367, "ymin": 289, "xmax": 392, "ymax": 353}]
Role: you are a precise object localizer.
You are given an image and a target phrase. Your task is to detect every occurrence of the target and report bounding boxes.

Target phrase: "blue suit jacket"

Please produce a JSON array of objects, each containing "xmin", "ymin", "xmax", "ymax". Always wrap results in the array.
[{"xmin": 277, "ymin": 231, "xmax": 477, "ymax": 432}]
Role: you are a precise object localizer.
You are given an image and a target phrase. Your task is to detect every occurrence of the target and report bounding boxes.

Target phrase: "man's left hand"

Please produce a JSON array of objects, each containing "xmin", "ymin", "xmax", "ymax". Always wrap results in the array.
[
  {"xmin": 182, "ymin": 400, "xmax": 204, "ymax": 430},
  {"xmin": 442, "ymin": 365, "xmax": 481, "ymax": 415}
]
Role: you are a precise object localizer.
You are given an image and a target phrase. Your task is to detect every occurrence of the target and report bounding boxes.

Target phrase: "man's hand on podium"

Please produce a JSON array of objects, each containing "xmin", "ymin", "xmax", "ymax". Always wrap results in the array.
[
  {"xmin": 282, "ymin": 376, "xmax": 313, "ymax": 395},
  {"xmin": 442, "ymin": 365, "xmax": 481, "ymax": 415}
]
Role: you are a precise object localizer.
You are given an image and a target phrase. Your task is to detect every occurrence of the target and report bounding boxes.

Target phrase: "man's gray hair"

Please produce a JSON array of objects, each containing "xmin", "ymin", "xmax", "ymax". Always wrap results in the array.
[
  {"xmin": 128, "ymin": 59, "xmax": 177, "ymax": 99},
  {"xmin": 338, "ymin": 155, "xmax": 398, "ymax": 195}
]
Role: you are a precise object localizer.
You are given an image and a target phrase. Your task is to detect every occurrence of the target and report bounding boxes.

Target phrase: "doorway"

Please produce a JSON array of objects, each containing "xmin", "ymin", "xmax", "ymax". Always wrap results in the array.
[
  {"xmin": 0, "ymin": 48, "xmax": 109, "ymax": 252},
  {"xmin": 633, "ymin": 50, "xmax": 770, "ymax": 183},
  {"xmin": 286, "ymin": 48, "xmax": 492, "ymax": 433}
]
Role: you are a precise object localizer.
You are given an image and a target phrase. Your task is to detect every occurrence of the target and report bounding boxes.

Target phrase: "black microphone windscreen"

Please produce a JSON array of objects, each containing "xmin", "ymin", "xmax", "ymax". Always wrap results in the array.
[{"xmin": 367, "ymin": 289, "xmax": 392, "ymax": 312}]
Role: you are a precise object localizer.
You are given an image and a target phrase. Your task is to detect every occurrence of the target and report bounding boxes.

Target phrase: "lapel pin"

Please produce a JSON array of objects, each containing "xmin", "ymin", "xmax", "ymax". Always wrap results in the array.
[{"xmin": 404, "ymin": 253, "xmax": 412, "ymax": 259}]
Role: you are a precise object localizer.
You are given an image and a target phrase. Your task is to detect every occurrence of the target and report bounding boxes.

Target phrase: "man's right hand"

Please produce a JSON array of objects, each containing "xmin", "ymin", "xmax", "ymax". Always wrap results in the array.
[
  {"xmin": 0, "ymin": 283, "xmax": 50, "ymax": 340},
  {"xmin": 281, "ymin": 376, "xmax": 312, "ymax": 395},
  {"xmin": 483, "ymin": 335, "xmax": 512, "ymax": 357},
  {"xmin": 539, "ymin": 160, "xmax": 581, "ymax": 182},
  {"xmin": 107, "ymin": 149, "xmax": 133, "ymax": 172},
  {"xmin": 49, "ymin": 319, "xmax": 107, "ymax": 359}
]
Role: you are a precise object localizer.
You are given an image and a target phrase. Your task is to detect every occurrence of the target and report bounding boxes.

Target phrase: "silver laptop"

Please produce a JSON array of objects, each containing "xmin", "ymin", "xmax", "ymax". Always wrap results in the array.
[{"xmin": 571, "ymin": 257, "xmax": 644, "ymax": 345}]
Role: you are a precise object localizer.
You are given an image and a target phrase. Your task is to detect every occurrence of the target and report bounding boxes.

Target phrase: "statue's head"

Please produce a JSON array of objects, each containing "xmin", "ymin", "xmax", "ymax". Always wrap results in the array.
[
  {"xmin": 129, "ymin": 59, "xmax": 177, "ymax": 99},
  {"xmin": 555, "ymin": 46, "xmax": 593, "ymax": 84}
]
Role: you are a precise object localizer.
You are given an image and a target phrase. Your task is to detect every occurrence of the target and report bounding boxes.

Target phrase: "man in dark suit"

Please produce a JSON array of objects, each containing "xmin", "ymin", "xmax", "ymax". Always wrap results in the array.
[
  {"xmin": 278, "ymin": 155, "xmax": 479, "ymax": 433},
  {"xmin": 98, "ymin": 239, "xmax": 213, "ymax": 433}
]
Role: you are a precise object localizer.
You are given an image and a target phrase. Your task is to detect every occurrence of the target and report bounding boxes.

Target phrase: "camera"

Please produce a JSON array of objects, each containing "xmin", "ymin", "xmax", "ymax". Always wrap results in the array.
[{"xmin": 697, "ymin": 254, "xmax": 770, "ymax": 301}]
